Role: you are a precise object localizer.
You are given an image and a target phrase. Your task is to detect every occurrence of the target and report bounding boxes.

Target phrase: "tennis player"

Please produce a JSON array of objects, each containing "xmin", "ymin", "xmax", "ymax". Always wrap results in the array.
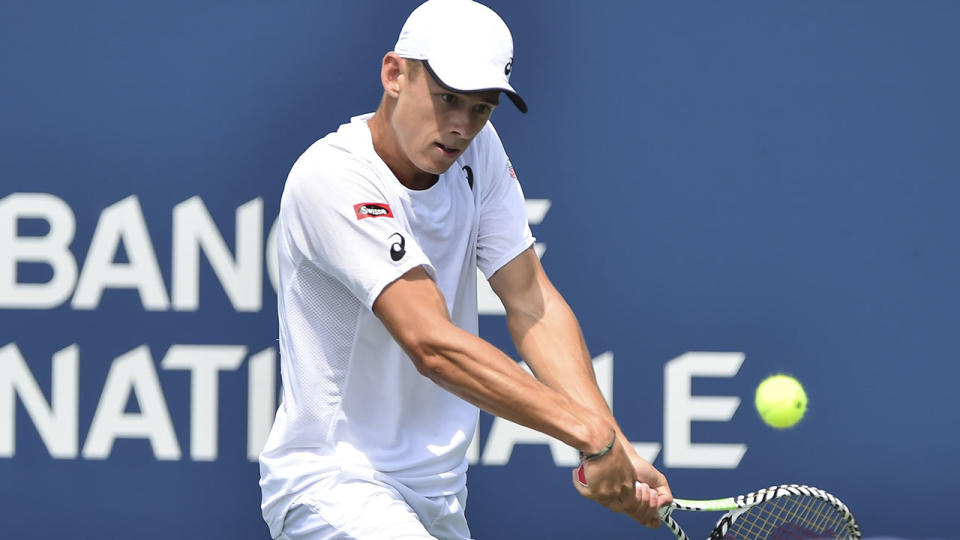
[{"xmin": 259, "ymin": 1, "xmax": 672, "ymax": 538}]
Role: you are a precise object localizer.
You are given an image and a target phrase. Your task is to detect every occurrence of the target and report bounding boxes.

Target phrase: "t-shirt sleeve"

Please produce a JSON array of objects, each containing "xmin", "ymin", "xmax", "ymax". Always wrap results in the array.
[
  {"xmin": 279, "ymin": 152, "xmax": 435, "ymax": 310},
  {"xmin": 476, "ymin": 123, "xmax": 535, "ymax": 279}
]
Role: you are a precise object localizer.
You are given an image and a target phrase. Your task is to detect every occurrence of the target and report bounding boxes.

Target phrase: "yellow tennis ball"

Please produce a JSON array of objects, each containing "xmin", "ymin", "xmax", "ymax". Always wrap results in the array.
[{"xmin": 755, "ymin": 374, "xmax": 807, "ymax": 428}]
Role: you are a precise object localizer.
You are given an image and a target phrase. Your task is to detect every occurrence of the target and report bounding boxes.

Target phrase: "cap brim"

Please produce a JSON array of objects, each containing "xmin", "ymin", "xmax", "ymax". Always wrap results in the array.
[{"xmin": 423, "ymin": 60, "xmax": 527, "ymax": 114}]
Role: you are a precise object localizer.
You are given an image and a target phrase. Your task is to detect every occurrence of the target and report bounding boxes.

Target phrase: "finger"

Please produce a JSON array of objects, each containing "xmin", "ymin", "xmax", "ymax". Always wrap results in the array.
[
  {"xmin": 643, "ymin": 493, "xmax": 660, "ymax": 528},
  {"xmin": 655, "ymin": 483, "xmax": 673, "ymax": 506},
  {"xmin": 638, "ymin": 482, "xmax": 655, "ymax": 506},
  {"xmin": 619, "ymin": 483, "xmax": 642, "ymax": 515},
  {"xmin": 649, "ymin": 500, "xmax": 664, "ymax": 528},
  {"xmin": 626, "ymin": 483, "xmax": 652, "ymax": 524},
  {"xmin": 606, "ymin": 499, "xmax": 627, "ymax": 513},
  {"xmin": 640, "ymin": 486, "xmax": 663, "ymax": 528}
]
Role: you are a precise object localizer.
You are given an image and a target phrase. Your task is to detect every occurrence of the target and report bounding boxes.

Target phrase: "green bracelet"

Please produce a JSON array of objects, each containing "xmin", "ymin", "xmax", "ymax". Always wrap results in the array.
[{"xmin": 580, "ymin": 430, "xmax": 616, "ymax": 462}]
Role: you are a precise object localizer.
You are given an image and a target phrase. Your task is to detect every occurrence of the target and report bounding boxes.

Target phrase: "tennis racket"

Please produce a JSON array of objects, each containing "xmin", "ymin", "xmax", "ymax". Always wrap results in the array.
[{"xmin": 659, "ymin": 484, "xmax": 862, "ymax": 540}]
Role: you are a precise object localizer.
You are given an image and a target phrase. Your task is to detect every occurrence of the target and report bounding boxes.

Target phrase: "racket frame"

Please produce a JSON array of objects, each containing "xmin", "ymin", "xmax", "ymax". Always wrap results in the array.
[{"xmin": 659, "ymin": 484, "xmax": 862, "ymax": 540}]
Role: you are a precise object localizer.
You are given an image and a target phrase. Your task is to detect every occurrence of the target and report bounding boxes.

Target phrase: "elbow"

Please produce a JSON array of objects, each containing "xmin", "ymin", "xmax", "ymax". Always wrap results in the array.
[
  {"xmin": 413, "ymin": 353, "xmax": 450, "ymax": 383},
  {"xmin": 398, "ymin": 332, "xmax": 453, "ymax": 383}
]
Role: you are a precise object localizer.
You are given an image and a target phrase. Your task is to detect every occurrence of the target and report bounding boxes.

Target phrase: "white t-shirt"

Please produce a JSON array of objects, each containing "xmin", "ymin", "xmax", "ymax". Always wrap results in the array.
[{"xmin": 259, "ymin": 114, "xmax": 534, "ymax": 537}]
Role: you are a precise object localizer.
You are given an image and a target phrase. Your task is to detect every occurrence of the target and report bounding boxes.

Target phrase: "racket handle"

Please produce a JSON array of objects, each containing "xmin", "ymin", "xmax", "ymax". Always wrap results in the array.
[
  {"xmin": 576, "ymin": 464, "xmax": 679, "ymax": 535},
  {"xmin": 658, "ymin": 503, "xmax": 672, "ymax": 519},
  {"xmin": 577, "ymin": 462, "xmax": 671, "ymax": 512}
]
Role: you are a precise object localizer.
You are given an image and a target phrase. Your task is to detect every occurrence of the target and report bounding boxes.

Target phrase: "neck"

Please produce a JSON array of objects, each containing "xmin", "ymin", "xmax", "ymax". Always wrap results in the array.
[{"xmin": 368, "ymin": 100, "xmax": 438, "ymax": 190}]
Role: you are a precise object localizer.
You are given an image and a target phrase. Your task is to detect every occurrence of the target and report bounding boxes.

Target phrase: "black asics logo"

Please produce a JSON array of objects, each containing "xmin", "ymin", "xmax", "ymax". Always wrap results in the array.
[
  {"xmin": 504, "ymin": 58, "xmax": 513, "ymax": 76},
  {"xmin": 388, "ymin": 233, "xmax": 406, "ymax": 261},
  {"xmin": 462, "ymin": 165, "xmax": 474, "ymax": 190}
]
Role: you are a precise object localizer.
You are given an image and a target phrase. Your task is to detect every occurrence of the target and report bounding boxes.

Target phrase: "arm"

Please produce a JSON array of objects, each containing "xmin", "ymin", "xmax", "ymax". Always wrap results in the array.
[
  {"xmin": 373, "ymin": 265, "xmax": 643, "ymax": 513},
  {"xmin": 372, "ymin": 265, "xmax": 611, "ymax": 459},
  {"xmin": 488, "ymin": 248, "xmax": 672, "ymax": 528}
]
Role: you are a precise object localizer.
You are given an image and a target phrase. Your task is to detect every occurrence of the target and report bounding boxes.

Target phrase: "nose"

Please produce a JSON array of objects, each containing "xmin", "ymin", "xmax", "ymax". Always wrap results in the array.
[{"xmin": 446, "ymin": 106, "xmax": 471, "ymax": 139}]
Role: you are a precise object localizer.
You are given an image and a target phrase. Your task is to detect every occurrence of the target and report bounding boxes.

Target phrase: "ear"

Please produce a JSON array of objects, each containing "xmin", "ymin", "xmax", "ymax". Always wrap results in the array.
[{"xmin": 381, "ymin": 52, "xmax": 403, "ymax": 99}]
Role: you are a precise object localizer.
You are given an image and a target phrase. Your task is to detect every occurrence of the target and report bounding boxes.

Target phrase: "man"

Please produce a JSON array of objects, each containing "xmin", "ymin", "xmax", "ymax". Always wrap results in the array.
[{"xmin": 259, "ymin": 1, "xmax": 672, "ymax": 538}]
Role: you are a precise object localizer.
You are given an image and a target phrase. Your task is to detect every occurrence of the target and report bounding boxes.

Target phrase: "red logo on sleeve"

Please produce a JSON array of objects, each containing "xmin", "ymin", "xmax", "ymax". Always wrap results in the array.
[{"xmin": 353, "ymin": 203, "xmax": 394, "ymax": 220}]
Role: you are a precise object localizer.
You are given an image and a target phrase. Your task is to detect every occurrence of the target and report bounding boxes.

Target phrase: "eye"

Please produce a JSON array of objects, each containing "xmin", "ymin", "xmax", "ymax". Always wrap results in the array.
[
  {"xmin": 440, "ymin": 93, "xmax": 457, "ymax": 105},
  {"xmin": 474, "ymin": 104, "xmax": 492, "ymax": 115}
]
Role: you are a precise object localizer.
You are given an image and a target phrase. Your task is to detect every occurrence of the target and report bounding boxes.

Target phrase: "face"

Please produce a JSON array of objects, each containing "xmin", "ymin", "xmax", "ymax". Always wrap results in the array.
[{"xmin": 391, "ymin": 61, "xmax": 500, "ymax": 176}]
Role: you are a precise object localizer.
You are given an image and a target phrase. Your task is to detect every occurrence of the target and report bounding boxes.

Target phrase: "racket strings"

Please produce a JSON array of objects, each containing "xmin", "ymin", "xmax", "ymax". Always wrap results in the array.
[{"xmin": 725, "ymin": 494, "xmax": 852, "ymax": 539}]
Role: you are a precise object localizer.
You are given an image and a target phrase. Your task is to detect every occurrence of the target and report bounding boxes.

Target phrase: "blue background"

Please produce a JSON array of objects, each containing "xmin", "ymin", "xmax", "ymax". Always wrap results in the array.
[{"xmin": 2, "ymin": 1, "xmax": 958, "ymax": 538}]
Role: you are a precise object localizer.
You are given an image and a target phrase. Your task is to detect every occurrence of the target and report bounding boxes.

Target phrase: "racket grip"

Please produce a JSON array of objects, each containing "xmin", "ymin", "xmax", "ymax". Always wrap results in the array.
[
  {"xmin": 577, "ymin": 463, "xmax": 676, "ymax": 529},
  {"xmin": 658, "ymin": 504, "xmax": 672, "ymax": 519}
]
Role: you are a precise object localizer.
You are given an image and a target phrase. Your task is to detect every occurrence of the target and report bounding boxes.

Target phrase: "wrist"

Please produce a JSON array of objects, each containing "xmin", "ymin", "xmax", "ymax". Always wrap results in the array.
[
  {"xmin": 580, "ymin": 428, "xmax": 616, "ymax": 462},
  {"xmin": 572, "ymin": 417, "xmax": 610, "ymax": 456}
]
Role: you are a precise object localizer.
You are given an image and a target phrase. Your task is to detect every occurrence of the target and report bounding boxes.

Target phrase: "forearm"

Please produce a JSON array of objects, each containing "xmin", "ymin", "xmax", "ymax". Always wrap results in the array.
[
  {"xmin": 507, "ymin": 289, "xmax": 623, "ymax": 437},
  {"xmin": 373, "ymin": 267, "xmax": 612, "ymax": 455},
  {"xmin": 412, "ymin": 325, "xmax": 611, "ymax": 453}
]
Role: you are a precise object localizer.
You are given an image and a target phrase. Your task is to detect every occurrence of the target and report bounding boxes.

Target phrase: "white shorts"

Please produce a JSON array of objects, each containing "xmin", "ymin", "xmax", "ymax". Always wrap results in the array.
[{"xmin": 276, "ymin": 468, "xmax": 471, "ymax": 540}]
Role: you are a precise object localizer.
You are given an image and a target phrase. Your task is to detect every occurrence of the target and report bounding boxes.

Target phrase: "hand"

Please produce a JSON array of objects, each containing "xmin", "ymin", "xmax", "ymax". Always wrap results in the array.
[
  {"xmin": 572, "ymin": 438, "xmax": 672, "ymax": 528},
  {"xmin": 626, "ymin": 447, "xmax": 672, "ymax": 528},
  {"xmin": 571, "ymin": 437, "xmax": 650, "ymax": 525}
]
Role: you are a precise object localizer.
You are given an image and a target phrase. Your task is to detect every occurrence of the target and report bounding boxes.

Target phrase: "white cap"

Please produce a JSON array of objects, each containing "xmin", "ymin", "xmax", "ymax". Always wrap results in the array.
[{"xmin": 394, "ymin": 0, "xmax": 527, "ymax": 113}]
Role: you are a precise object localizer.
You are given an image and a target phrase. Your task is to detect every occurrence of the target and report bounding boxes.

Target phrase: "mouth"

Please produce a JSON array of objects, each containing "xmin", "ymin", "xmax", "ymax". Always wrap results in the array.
[{"xmin": 434, "ymin": 142, "xmax": 460, "ymax": 158}]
